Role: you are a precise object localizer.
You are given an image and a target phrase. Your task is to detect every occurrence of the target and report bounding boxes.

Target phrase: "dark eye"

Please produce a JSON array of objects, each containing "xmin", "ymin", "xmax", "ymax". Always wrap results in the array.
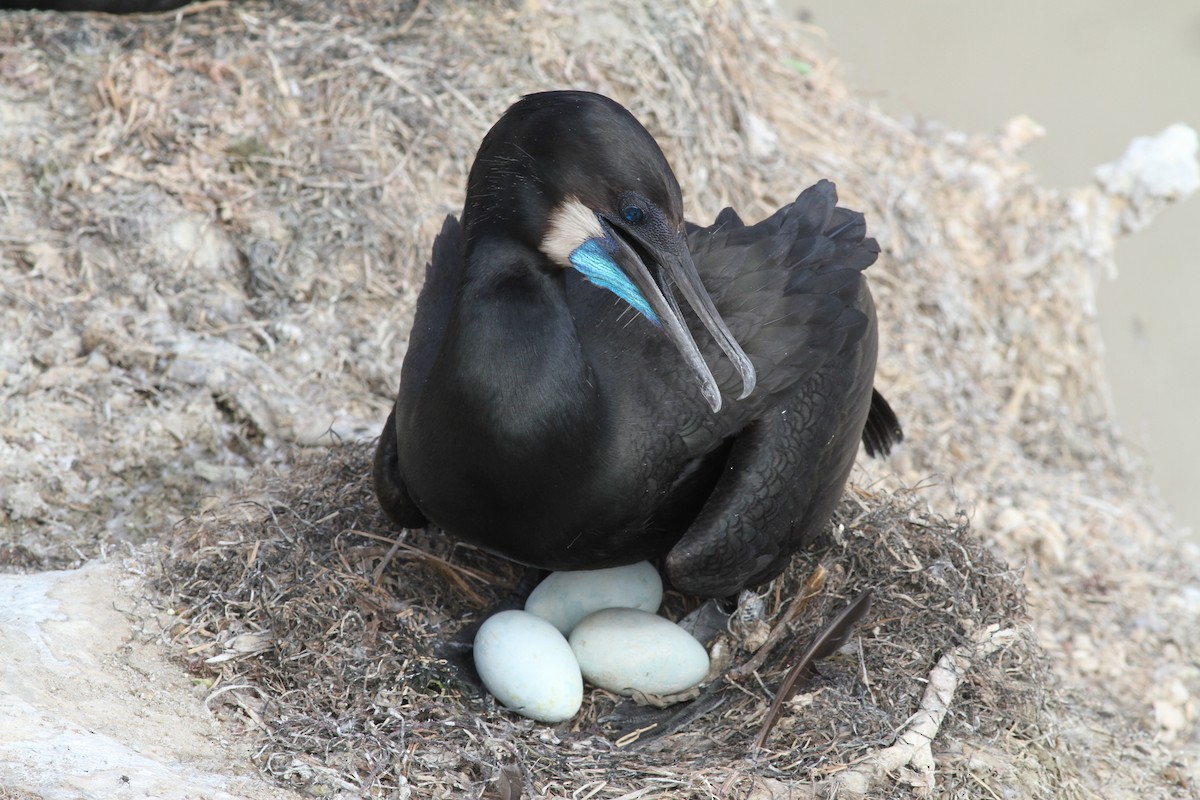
[{"xmin": 622, "ymin": 205, "xmax": 644, "ymax": 224}]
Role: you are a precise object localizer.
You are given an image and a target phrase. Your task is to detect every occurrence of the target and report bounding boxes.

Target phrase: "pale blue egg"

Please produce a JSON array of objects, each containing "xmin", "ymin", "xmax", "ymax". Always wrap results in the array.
[
  {"xmin": 473, "ymin": 610, "xmax": 583, "ymax": 723},
  {"xmin": 524, "ymin": 561, "xmax": 663, "ymax": 635},
  {"xmin": 569, "ymin": 608, "xmax": 710, "ymax": 696}
]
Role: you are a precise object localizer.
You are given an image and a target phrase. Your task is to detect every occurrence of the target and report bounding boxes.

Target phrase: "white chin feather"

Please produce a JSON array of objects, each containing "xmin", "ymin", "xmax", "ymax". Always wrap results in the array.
[{"xmin": 541, "ymin": 196, "xmax": 605, "ymax": 267}]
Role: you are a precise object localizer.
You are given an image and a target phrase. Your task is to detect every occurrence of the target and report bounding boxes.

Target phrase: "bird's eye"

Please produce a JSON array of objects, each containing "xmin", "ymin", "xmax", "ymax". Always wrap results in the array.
[{"xmin": 622, "ymin": 205, "xmax": 644, "ymax": 224}]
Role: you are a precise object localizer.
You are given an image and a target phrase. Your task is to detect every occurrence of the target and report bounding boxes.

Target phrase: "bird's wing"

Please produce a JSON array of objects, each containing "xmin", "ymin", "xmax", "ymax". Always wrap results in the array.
[
  {"xmin": 398, "ymin": 214, "xmax": 468, "ymax": 391},
  {"xmin": 687, "ymin": 180, "xmax": 879, "ymax": 408},
  {"xmin": 373, "ymin": 214, "xmax": 467, "ymax": 529},
  {"xmin": 664, "ymin": 353, "xmax": 875, "ymax": 595},
  {"xmin": 666, "ymin": 181, "xmax": 897, "ymax": 595}
]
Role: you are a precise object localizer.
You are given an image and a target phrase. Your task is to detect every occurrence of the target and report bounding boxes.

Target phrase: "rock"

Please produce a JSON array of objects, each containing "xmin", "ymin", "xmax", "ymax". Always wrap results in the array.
[{"xmin": 0, "ymin": 562, "xmax": 303, "ymax": 800}]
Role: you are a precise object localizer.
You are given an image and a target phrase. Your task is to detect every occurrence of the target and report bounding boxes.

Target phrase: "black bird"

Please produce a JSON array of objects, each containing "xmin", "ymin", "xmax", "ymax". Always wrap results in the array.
[{"xmin": 374, "ymin": 91, "xmax": 901, "ymax": 597}]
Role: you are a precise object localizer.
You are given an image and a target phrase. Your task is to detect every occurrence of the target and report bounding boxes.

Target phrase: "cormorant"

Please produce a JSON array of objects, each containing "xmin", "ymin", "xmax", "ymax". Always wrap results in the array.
[{"xmin": 374, "ymin": 90, "xmax": 901, "ymax": 597}]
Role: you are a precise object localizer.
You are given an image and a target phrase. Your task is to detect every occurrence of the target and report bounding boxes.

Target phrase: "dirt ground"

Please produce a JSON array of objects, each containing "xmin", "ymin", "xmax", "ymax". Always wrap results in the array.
[{"xmin": 1, "ymin": 1, "xmax": 1198, "ymax": 798}]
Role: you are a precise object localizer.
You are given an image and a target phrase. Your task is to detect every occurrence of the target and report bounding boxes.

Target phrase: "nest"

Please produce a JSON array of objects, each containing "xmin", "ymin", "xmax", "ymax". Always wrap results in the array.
[{"xmin": 157, "ymin": 443, "xmax": 1054, "ymax": 798}]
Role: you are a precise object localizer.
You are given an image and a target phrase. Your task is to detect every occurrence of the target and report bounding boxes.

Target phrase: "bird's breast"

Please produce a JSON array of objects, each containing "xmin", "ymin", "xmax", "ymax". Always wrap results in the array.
[{"xmin": 394, "ymin": 265, "xmax": 731, "ymax": 568}]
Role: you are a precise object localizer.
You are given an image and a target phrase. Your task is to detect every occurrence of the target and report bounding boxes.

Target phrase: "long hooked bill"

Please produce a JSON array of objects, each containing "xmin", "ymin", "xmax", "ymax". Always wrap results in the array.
[{"xmin": 607, "ymin": 230, "xmax": 757, "ymax": 413}]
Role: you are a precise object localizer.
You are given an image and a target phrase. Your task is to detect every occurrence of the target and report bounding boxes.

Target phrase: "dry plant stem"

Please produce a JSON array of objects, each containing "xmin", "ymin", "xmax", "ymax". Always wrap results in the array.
[
  {"xmin": 752, "ymin": 589, "xmax": 874, "ymax": 751},
  {"xmin": 729, "ymin": 564, "xmax": 828, "ymax": 680},
  {"xmin": 827, "ymin": 624, "xmax": 1019, "ymax": 797},
  {"xmin": 157, "ymin": 439, "xmax": 1045, "ymax": 797}
]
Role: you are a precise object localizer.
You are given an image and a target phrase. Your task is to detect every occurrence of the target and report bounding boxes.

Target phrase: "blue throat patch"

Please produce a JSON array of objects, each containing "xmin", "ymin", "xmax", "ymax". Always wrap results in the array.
[{"xmin": 568, "ymin": 237, "xmax": 660, "ymax": 325}]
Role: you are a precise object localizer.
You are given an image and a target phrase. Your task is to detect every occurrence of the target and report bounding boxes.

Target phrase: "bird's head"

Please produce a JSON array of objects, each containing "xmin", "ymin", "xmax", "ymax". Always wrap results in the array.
[{"xmin": 462, "ymin": 90, "xmax": 755, "ymax": 412}]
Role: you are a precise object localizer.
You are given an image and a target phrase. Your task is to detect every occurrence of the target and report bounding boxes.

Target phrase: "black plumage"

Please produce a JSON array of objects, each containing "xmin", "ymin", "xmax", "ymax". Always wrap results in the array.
[{"xmin": 374, "ymin": 91, "xmax": 901, "ymax": 597}]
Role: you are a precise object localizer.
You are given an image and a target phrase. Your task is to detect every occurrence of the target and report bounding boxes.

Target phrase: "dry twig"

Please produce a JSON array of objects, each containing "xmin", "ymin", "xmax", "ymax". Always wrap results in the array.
[{"xmin": 825, "ymin": 624, "xmax": 1020, "ymax": 796}]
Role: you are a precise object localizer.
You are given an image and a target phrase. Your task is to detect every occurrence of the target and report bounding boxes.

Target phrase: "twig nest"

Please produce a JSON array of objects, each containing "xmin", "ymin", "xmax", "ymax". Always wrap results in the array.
[
  {"xmin": 569, "ymin": 608, "xmax": 710, "ymax": 696},
  {"xmin": 473, "ymin": 610, "xmax": 583, "ymax": 723},
  {"xmin": 524, "ymin": 561, "xmax": 663, "ymax": 634}
]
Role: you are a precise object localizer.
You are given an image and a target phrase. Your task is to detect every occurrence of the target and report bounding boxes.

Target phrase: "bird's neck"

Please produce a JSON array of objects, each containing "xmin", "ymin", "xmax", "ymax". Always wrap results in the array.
[{"xmin": 441, "ymin": 239, "xmax": 602, "ymax": 451}]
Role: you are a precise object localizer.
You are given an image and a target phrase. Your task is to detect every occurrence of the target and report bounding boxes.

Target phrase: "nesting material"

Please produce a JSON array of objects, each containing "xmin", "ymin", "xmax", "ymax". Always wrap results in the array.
[{"xmin": 158, "ymin": 443, "xmax": 1049, "ymax": 798}]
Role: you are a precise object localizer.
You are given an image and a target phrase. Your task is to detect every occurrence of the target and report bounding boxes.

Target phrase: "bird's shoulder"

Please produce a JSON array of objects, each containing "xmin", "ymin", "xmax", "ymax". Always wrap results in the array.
[{"xmin": 398, "ymin": 214, "xmax": 467, "ymax": 394}]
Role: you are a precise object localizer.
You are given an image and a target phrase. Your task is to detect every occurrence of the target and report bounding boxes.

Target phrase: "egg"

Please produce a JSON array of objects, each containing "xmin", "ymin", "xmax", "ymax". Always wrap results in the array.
[
  {"xmin": 569, "ymin": 608, "xmax": 710, "ymax": 696},
  {"xmin": 524, "ymin": 561, "xmax": 663, "ymax": 635},
  {"xmin": 472, "ymin": 610, "xmax": 583, "ymax": 723}
]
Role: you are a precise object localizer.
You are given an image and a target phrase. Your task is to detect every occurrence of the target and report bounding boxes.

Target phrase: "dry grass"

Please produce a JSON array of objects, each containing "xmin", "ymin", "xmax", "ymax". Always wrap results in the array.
[{"xmin": 157, "ymin": 443, "xmax": 1053, "ymax": 798}]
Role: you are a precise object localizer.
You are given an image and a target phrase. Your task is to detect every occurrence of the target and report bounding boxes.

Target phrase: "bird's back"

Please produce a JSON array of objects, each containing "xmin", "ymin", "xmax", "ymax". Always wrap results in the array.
[{"xmin": 688, "ymin": 180, "xmax": 880, "ymax": 423}]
